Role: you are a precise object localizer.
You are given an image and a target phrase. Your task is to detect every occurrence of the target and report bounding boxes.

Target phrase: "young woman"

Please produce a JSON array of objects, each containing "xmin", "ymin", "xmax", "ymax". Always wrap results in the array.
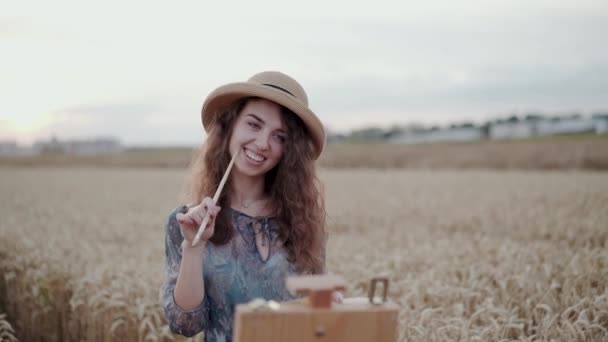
[{"xmin": 160, "ymin": 71, "xmax": 329, "ymax": 340}]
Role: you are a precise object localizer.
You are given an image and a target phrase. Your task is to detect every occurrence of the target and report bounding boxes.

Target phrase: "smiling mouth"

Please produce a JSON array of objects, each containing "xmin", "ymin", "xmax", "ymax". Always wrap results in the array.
[{"xmin": 243, "ymin": 147, "xmax": 266, "ymax": 163}]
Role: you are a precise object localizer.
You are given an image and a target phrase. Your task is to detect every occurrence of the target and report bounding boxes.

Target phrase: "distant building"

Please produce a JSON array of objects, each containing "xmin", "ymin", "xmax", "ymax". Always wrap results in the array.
[
  {"xmin": 592, "ymin": 114, "xmax": 608, "ymax": 134},
  {"xmin": 33, "ymin": 136, "xmax": 64, "ymax": 154},
  {"xmin": 327, "ymin": 132, "xmax": 346, "ymax": 143},
  {"xmin": 536, "ymin": 117, "xmax": 597, "ymax": 136},
  {"xmin": 489, "ymin": 115, "xmax": 608, "ymax": 139},
  {"xmin": 350, "ymin": 127, "xmax": 386, "ymax": 141},
  {"xmin": 391, "ymin": 126, "xmax": 483, "ymax": 144},
  {"xmin": 33, "ymin": 137, "xmax": 123, "ymax": 155},
  {"xmin": 0, "ymin": 141, "xmax": 19, "ymax": 155},
  {"xmin": 338, "ymin": 113, "xmax": 607, "ymax": 144},
  {"xmin": 64, "ymin": 138, "xmax": 123, "ymax": 155},
  {"xmin": 489, "ymin": 121, "xmax": 536, "ymax": 139}
]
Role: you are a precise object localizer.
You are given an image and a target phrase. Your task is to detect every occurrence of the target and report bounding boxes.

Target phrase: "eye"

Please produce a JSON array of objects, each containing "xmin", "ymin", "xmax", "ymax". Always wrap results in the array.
[
  {"xmin": 272, "ymin": 133, "xmax": 287, "ymax": 144},
  {"xmin": 247, "ymin": 121, "xmax": 261, "ymax": 130}
]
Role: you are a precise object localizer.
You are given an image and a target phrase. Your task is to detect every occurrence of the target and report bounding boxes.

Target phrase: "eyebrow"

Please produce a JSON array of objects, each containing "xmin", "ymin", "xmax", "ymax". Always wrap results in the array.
[{"xmin": 246, "ymin": 114, "xmax": 287, "ymax": 134}]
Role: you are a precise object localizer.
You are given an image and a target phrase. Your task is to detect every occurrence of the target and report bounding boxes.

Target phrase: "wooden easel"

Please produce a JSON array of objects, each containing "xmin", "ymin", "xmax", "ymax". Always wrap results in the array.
[{"xmin": 233, "ymin": 275, "xmax": 399, "ymax": 342}]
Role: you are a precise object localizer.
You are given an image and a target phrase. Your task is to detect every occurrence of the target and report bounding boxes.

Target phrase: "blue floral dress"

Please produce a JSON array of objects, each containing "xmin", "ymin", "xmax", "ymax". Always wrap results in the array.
[{"xmin": 160, "ymin": 205, "xmax": 313, "ymax": 341}]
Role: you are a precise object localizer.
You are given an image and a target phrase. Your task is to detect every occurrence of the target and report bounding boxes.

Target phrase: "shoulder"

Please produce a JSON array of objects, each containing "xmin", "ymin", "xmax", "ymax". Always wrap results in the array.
[{"xmin": 169, "ymin": 205, "xmax": 189, "ymax": 219}]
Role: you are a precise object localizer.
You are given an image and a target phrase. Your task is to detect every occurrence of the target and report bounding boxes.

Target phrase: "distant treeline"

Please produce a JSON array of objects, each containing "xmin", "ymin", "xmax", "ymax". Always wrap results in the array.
[
  {"xmin": 2, "ymin": 135, "xmax": 608, "ymax": 170},
  {"xmin": 330, "ymin": 111, "xmax": 608, "ymax": 142}
]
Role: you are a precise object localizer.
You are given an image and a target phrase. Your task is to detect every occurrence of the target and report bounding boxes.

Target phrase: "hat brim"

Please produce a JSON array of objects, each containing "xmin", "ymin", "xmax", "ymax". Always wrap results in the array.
[{"xmin": 202, "ymin": 82, "xmax": 325, "ymax": 159}]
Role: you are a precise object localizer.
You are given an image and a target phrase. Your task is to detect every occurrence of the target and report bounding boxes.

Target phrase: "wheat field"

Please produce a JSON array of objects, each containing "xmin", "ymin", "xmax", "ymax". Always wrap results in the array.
[{"xmin": 1, "ymin": 166, "xmax": 607, "ymax": 341}]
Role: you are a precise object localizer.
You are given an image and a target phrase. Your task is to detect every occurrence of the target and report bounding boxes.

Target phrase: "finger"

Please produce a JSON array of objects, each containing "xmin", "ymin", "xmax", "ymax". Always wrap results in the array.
[
  {"xmin": 191, "ymin": 207, "xmax": 206, "ymax": 225},
  {"xmin": 178, "ymin": 210, "xmax": 196, "ymax": 226},
  {"xmin": 206, "ymin": 212, "xmax": 217, "ymax": 226},
  {"xmin": 207, "ymin": 208, "xmax": 222, "ymax": 227},
  {"xmin": 187, "ymin": 215, "xmax": 197, "ymax": 226},
  {"xmin": 176, "ymin": 213, "xmax": 193, "ymax": 225},
  {"xmin": 210, "ymin": 206, "xmax": 221, "ymax": 216},
  {"xmin": 202, "ymin": 197, "xmax": 216, "ymax": 210},
  {"xmin": 191, "ymin": 213, "xmax": 203, "ymax": 227}
]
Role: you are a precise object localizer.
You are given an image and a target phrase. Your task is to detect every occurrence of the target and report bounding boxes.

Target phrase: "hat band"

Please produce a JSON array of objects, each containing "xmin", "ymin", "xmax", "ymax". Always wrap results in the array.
[{"xmin": 262, "ymin": 83, "xmax": 295, "ymax": 97}]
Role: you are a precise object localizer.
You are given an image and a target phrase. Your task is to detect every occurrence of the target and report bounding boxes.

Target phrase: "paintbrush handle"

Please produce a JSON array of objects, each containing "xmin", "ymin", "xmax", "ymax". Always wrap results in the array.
[
  {"xmin": 191, "ymin": 149, "xmax": 240, "ymax": 247},
  {"xmin": 192, "ymin": 213, "xmax": 212, "ymax": 247}
]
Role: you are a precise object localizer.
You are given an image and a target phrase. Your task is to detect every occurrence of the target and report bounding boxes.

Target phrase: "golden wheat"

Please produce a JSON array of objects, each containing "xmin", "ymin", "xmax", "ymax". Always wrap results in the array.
[
  {"xmin": 0, "ymin": 312, "xmax": 18, "ymax": 342},
  {"xmin": 0, "ymin": 166, "xmax": 607, "ymax": 341}
]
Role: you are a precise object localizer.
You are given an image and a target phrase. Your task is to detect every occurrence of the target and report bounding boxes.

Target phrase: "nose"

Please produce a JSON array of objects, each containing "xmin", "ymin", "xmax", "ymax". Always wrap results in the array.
[{"xmin": 254, "ymin": 132, "xmax": 270, "ymax": 151}]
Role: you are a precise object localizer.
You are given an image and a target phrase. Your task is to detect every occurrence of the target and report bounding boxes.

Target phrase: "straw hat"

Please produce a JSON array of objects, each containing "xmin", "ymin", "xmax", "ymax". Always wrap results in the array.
[{"xmin": 201, "ymin": 71, "xmax": 325, "ymax": 159}]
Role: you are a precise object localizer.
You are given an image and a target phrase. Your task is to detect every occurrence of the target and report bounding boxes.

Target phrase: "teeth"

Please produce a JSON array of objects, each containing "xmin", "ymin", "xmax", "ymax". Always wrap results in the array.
[{"xmin": 245, "ymin": 149, "xmax": 264, "ymax": 162}]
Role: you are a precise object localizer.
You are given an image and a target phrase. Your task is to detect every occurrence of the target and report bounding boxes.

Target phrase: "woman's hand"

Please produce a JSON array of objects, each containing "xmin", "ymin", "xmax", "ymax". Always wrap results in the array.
[{"xmin": 176, "ymin": 197, "xmax": 221, "ymax": 245}]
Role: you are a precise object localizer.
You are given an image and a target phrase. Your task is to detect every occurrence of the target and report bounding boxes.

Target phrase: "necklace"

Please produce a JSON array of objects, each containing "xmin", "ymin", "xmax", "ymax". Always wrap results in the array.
[{"xmin": 240, "ymin": 197, "xmax": 265, "ymax": 208}]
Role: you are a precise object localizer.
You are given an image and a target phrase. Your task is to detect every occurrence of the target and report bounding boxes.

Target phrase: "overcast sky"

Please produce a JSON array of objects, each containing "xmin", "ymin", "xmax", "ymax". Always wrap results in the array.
[{"xmin": 2, "ymin": 0, "xmax": 607, "ymax": 146}]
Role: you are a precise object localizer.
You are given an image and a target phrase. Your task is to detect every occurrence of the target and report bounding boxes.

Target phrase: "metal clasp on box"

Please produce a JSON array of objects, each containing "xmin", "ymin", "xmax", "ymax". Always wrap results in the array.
[{"xmin": 368, "ymin": 277, "xmax": 389, "ymax": 305}]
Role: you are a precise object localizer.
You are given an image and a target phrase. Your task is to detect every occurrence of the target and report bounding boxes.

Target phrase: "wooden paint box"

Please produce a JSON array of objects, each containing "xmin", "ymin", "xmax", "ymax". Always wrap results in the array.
[{"xmin": 233, "ymin": 275, "xmax": 399, "ymax": 342}]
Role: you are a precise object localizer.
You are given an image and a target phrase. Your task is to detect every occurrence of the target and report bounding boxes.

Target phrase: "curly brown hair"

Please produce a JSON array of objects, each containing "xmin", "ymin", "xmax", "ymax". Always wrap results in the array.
[{"xmin": 184, "ymin": 97, "xmax": 326, "ymax": 274}]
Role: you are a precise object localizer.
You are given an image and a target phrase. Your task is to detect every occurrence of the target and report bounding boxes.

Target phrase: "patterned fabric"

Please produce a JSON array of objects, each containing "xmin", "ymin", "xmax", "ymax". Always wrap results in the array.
[{"xmin": 160, "ymin": 205, "xmax": 309, "ymax": 341}]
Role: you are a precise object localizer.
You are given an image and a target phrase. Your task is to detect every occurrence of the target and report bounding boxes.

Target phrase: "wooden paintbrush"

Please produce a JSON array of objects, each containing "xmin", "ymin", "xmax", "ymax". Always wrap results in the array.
[{"xmin": 191, "ymin": 148, "xmax": 240, "ymax": 247}]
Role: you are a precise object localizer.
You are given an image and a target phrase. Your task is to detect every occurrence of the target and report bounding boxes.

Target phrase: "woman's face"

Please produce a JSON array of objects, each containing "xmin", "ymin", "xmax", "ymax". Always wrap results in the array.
[{"xmin": 228, "ymin": 98, "xmax": 287, "ymax": 178}]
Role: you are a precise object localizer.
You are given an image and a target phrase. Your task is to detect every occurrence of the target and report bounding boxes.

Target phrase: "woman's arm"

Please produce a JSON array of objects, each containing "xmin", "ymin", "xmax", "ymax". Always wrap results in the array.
[
  {"xmin": 159, "ymin": 206, "xmax": 209, "ymax": 337},
  {"xmin": 174, "ymin": 240, "xmax": 206, "ymax": 310}
]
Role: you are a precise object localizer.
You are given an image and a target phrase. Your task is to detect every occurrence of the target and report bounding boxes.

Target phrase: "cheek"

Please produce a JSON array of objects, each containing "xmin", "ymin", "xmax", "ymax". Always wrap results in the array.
[
  {"xmin": 228, "ymin": 131, "xmax": 244, "ymax": 155},
  {"xmin": 228, "ymin": 133, "xmax": 236, "ymax": 152},
  {"xmin": 230, "ymin": 125, "xmax": 247, "ymax": 145},
  {"xmin": 272, "ymin": 143, "xmax": 285, "ymax": 160}
]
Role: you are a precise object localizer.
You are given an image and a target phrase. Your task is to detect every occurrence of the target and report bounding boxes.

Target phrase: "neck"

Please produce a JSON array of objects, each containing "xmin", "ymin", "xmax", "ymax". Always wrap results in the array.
[{"xmin": 229, "ymin": 172, "xmax": 266, "ymax": 207}]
